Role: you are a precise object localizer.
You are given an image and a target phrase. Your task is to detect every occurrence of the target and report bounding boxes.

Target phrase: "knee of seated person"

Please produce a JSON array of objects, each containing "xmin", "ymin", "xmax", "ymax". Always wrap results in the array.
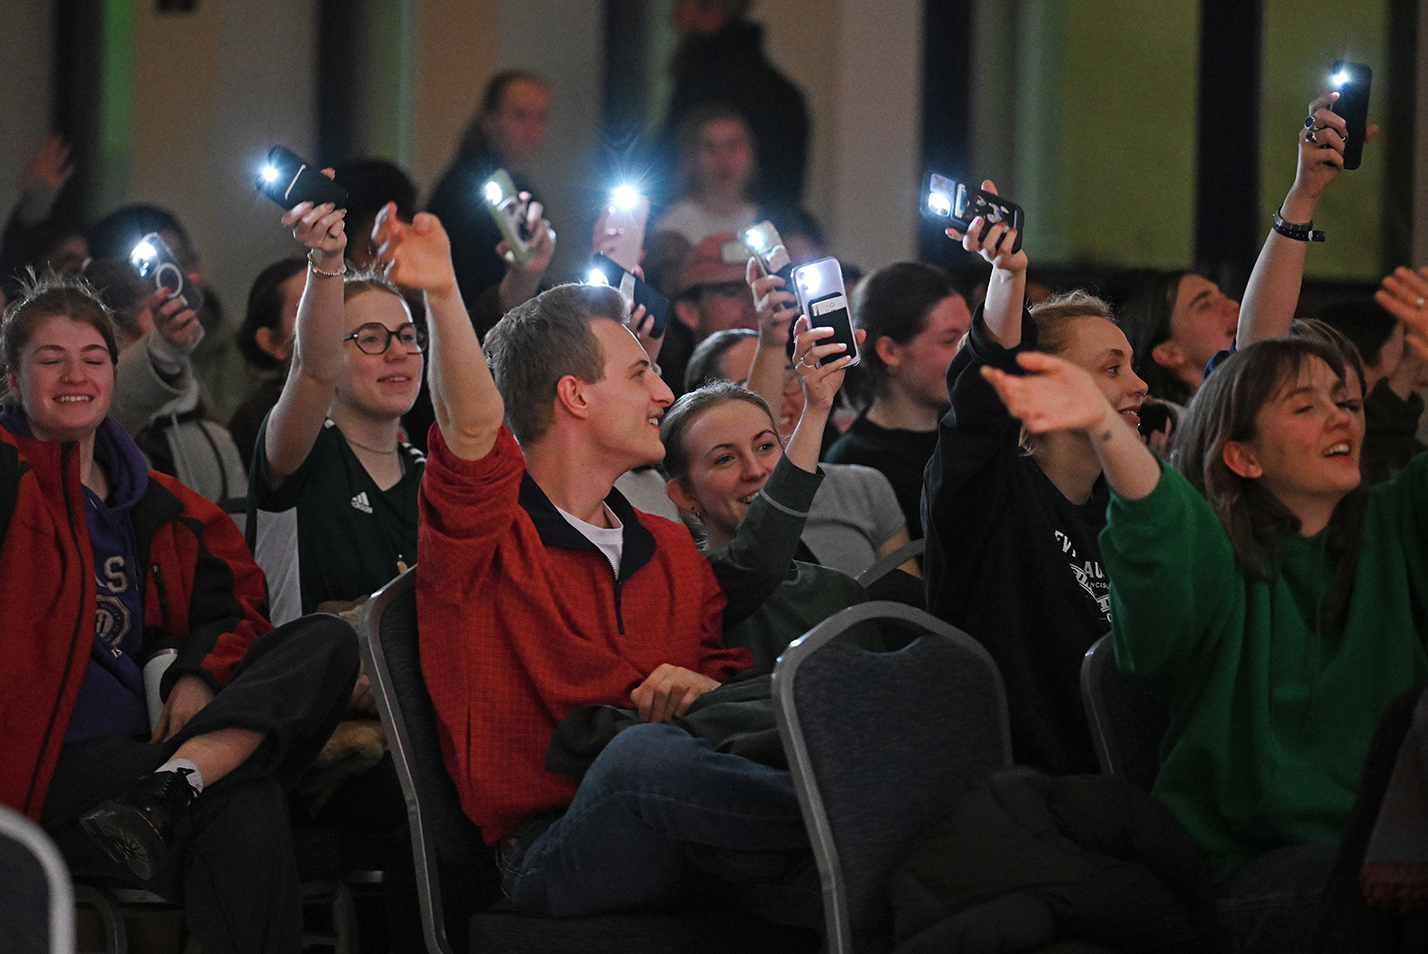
[
  {"xmin": 292, "ymin": 613, "xmax": 360, "ymax": 673},
  {"xmin": 588, "ymin": 722, "xmax": 706, "ymax": 784}
]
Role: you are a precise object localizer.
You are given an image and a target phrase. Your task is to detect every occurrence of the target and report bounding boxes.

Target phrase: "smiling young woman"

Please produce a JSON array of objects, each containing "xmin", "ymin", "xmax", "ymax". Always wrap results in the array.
[
  {"xmin": 245, "ymin": 197, "xmax": 425, "ymax": 625},
  {"xmin": 981, "ymin": 327, "xmax": 1428, "ymax": 946}
]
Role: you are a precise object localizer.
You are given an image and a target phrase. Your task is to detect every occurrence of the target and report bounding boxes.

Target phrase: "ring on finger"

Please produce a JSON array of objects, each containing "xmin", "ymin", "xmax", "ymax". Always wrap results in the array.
[
  {"xmin": 1304, "ymin": 128, "xmax": 1318, "ymax": 144},
  {"xmin": 1304, "ymin": 116, "xmax": 1316, "ymax": 129}
]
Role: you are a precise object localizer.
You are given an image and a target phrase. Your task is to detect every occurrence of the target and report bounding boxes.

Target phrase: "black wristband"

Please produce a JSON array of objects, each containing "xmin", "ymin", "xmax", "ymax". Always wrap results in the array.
[{"xmin": 1272, "ymin": 205, "xmax": 1325, "ymax": 242}]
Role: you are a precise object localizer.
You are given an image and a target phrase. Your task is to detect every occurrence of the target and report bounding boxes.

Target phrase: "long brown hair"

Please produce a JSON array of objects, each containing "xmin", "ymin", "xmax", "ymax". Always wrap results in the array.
[{"xmin": 1171, "ymin": 338, "xmax": 1367, "ymax": 633}]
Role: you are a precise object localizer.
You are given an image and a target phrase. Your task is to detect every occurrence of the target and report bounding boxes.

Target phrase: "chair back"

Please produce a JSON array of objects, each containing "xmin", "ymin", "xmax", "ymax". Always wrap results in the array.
[
  {"xmin": 0, "ymin": 804, "xmax": 76, "ymax": 954},
  {"xmin": 773, "ymin": 601, "xmax": 1012, "ymax": 954},
  {"xmin": 1080, "ymin": 633, "xmax": 1168, "ymax": 792},
  {"xmin": 359, "ymin": 567, "xmax": 493, "ymax": 954}
]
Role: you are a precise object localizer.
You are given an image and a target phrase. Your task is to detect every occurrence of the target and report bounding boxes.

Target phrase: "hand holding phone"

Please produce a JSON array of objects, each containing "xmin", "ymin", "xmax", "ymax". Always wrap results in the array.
[
  {"xmin": 1329, "ymin": 61, "xmax": 1372, "ymax": 170},
  {"xmin": 743, "ymin": 221, "xmax": 797, "ymax": 292},
  {"xmin": 791, "ymin": 257, "xmax": 858, "ymax": 368},
  {"xmin": 257, "ymin": 146, "xmax": 348, "ymax": 209},
  {"xmin": 923, "ymin": 173, "xmax": 1024, "ymax": 254},
  {"xmin": 130, "ymin": 233, "xmax": 204, "ymax": 313},
  {"xmin": 482, "ymin": 169, "xmax": 534, "ymax": 266},
  {"xmin": 588, "ymin": 253, "xmax": 670, "ymax": 337}
]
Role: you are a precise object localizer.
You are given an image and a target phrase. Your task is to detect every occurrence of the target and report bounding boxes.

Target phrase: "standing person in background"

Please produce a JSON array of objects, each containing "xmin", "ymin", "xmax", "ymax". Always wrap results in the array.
[
  {"xmin": 426, "ymin": 70, "xmax": 551, "ymax": 318},
  {"xmin": 656, "ymin": 0, "xmax": 809, "ymax": 210},
  {"xmin": 826, "ymin": 262, "xmax": 971, "ymax": 540}
]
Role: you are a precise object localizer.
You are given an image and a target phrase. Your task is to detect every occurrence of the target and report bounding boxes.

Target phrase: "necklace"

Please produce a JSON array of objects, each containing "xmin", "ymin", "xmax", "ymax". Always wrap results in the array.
[{"xmin": 343, "ymin": 433, "xmax": 399, "ymax": 456}]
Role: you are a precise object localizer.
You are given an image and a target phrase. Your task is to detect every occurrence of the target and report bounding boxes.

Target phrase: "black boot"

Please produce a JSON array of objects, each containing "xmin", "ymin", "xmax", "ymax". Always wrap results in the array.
[{"xmin": 80, "ymin": 769, "xmax": 198, "ymax": 880}]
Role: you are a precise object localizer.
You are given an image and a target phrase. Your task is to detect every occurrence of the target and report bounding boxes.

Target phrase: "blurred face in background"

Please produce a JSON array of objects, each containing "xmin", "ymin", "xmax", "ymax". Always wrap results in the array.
[{"xmin": 482, "ymin": 78, "xmax": 551, "ymax": 166}]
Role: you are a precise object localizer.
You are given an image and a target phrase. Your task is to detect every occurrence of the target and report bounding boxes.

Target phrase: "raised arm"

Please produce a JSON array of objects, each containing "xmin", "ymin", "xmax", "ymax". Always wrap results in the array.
[
  {"xmin": 1238, "ymin": 92, "xmax": 1378, "ymax": 347},
  {"xmin": 786, "ymin": 315, "xmax": 859, "ymax": 472},
  {"xmin": 947, "ymin": 179, "xmax": 1027, "ymax": 348},
  {"xmin": 982, "ymin": 351, "xmax": 1161, "ymax": 501},
  {"xmin": 262, "ymin": 197, "xmax": 348, "ymax": 485},
  {"xmin": 745, "ymin": 256, "xmax": 798, "ymax": 411},
  {"xmin": 374, "ymin": 204, "xmax": 503, "ymax": 460}
]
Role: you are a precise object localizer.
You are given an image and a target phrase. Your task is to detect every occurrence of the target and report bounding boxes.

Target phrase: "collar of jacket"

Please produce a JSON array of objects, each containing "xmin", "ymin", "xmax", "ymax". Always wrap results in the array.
[{"xmin": 518, "ymin": 471, "xmax": 656, "ymax": 580}]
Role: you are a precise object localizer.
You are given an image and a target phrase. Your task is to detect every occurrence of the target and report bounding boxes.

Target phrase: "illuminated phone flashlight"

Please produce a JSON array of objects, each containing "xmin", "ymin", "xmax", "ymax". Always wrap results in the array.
[
  {"xmin": 587, "ymin": 268, "xmax": 610, "ymax": 287},
  {"xmin": 611, "ymin": 184, "xmax": 641, "ymax": 212},
  {"xmin": 1331, "ymin": 67, "xmax": 1352, "ymax": 87},
  {"xmin": 131, "ymin": 239, "xmax": 158, "ymax": 264},
  {"xmin": 259, "ymin": 163, "xmax": 281, "ymax": 186},
  {"xmin": 927, "ymin": 191, "xmax": 952, "ymax": 216},
  {"xmin": 744, "ymin": 227, "xmax": 766, "ymax": 251},
  {"xmin": 483, "ymin": 179, "xmax": 503, "ymax": 205}
]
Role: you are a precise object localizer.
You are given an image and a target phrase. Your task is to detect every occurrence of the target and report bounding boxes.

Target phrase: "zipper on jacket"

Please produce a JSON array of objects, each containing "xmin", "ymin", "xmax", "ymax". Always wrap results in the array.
[
  {"xmin": 612, "ymin": 575, "xmax": 625, "ymax": 635},
  {"xmin": 151, "ymin": 563, "xmax": 172, "ymax": 633}
]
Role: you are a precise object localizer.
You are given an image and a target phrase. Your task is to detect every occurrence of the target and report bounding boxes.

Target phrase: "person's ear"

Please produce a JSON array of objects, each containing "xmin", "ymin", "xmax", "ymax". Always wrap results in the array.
[
  {"xmin": 254, "ymin": 326, "xmax": 290, "ymax": 362},
  {"xmin": 1151, "ymin": 339, "xmax": 1184, "ymax": 371},
  {"xmin": 874, "ymin": 335, "xmax": 900, "ymax": 370},
  {"xmin": 5, "ymin": 367, "xmax": 19, "ymax": 398},
  {"xmin": 554, "ymin": 374, "xmax": 591, "ymax": 420},
  {"xmin": 665, "ymin": 477, "xmax": 700, "ymax": 515},
  {"xmin": 673, "ymin": 299, "xmax": 700, "ymax": 332},
  {"xmin": 1221, "ymin": 440, "xmax": 1263, "ymax": 479}
]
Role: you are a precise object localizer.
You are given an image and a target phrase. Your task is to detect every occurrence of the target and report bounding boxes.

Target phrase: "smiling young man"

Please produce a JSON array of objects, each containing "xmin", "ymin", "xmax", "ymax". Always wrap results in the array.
[{"xmin": 374, "ymin": 207, "xmax": 815, "ymax": 920}]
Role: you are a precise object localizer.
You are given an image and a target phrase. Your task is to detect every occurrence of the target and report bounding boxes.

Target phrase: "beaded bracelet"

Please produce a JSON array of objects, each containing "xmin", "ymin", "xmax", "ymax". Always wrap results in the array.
[
  {"xmin": 1272, "ymin": 205, "xmax": 1325, "ymax": 243},
  {"xmin": 308, "ymin": 250, "xmax": 347, "ymax": 278}
]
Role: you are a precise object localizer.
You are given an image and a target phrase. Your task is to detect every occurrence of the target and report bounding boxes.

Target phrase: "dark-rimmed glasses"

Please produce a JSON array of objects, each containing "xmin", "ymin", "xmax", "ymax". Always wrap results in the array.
[{"xmin": 342, "ymin": 323, "xmax": 426, "ymax": 355}]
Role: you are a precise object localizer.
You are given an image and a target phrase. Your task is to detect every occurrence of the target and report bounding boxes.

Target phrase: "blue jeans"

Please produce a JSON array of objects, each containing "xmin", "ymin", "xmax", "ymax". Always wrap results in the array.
[
  {"xmin": 1216, "ymin": 842, "xmax": 1338, "ymax": 954},
  {"xmin": 499, "ymin": 722, "xmax": 814, "ymax": 919}
]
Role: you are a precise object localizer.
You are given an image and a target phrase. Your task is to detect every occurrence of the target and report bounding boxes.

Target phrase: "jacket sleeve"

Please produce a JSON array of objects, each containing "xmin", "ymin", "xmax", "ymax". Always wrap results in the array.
[
  {"xmin": 923, "ymin": 306, "xmax": 1037, "ymax": 620},
  {"xmin": 707, "ymin": 455, "xmax": 823, "ymax": 629},
  {"xmin": 150, "ymin": 474, "xmax": 271, "ymax": 693},
  {"xmin": 1100, "ymin": 461, "xmax": 1242, "ymax": 682},
  {"xmin": 110, "ymin": 333, "xmax": 199, "ymax": 435}
]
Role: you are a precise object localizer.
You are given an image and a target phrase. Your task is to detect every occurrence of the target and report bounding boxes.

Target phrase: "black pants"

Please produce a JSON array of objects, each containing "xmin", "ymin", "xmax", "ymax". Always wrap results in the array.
[{"xmin": 42, "ymin": 613, "xmax": 359, "ymax": 954}]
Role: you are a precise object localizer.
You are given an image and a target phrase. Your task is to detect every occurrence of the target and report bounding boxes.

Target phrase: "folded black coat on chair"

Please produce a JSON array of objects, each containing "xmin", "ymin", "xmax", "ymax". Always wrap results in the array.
[{"xmin": 889, "ymin": 767, "xmax": 1216, "ymax": 954}]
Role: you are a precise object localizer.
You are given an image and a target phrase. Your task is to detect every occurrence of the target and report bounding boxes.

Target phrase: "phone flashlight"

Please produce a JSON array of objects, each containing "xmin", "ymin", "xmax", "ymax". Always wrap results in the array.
[
  {"xmin": 1331, "ymin": 68, "xmax": 1352, "ymax": 87},
  {"xmin": 611, "ymin": 184, "xmax": 641, "ymax": 212},
  {"xmin": 483, "ymin": 180, "xmax": 503, "ymax": 205},
  {"xmin": 259, "ymin": 164, "xmax": 280, "ymax": 186},
  {"xmin": 926, "ymin": 190, "xmax": 952, "ymax": 217},
  {"xmin": 744, "ymin": 227, "xmax": 766, "ymax": 251},
  {"xmin": 587, "ymin": 268, "xmax": 610, "ymax": 287}
]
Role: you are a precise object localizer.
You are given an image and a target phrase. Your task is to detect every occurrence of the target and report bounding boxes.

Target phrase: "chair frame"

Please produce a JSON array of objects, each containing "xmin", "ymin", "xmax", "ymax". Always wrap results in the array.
[
  {"xmin": 358, "ymin": 567, "xmax": 458, "ymax": 954},
  {"xmin": 773, "ymin": 600, "xmax": 1012, "ymax": 954},
  {"xmin": 0, "ymin": 804, "xmax": 76, "ymax": 954}
]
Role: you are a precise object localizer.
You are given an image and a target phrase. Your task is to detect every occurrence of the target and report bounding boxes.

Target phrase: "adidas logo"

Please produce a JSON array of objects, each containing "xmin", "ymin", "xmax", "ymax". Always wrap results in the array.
[{"xmin": 351, "ymin": 492, "xmax": 373, "ymax": 514}]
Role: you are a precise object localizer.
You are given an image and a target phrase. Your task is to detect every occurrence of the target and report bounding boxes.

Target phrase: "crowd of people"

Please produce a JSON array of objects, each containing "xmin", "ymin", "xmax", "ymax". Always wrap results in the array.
[{"xmin": 4, "ymin": 4, "xmax": 1428, "ymax": 950}]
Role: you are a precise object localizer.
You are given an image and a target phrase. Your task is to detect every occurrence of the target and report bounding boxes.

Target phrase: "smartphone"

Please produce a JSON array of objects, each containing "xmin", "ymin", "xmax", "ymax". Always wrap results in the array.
[
  {"xmin": 743, "ymin": 221, "xmax": 797, "ymax": 293},
  {"xmin": 923, "ymin": 172, "xmax": 1024, "ymax": 254},
  {"xmin": 481, "ymin": 169, "xmax": 533, "ymax": 266},
  {"xmin": 588, "ymin": 253, "xmax": 669, "ymax": 337},
  {"xmin": 792, "ymin": 257, "xmax": 859, "ymax": 368},
  {"xmin": 1330, "ymin": 60, "xmax": 1372, "ymax": 170},
  {"xmin": 604, "ymin": 186, "xmax": 649, "ymax": 273},
  {"xmin": 256, "ymin": 146, "xmax": 348, "ymax": 209},
  {"xmin": 130, "ymin": 233, "xmax": 204, "ymax": 313}
]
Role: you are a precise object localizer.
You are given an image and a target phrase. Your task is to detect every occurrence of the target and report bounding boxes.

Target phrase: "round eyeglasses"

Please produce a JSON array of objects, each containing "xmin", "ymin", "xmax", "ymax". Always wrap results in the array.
[{"xmin": 342, "ymin": 323, "xmax": 427, "ymax": 355}]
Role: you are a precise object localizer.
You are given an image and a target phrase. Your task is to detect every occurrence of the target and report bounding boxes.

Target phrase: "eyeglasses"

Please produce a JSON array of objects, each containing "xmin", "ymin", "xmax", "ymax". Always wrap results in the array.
[{"xmin": 342, "ymin": 323, "xmax": 426, "ymax": 355}]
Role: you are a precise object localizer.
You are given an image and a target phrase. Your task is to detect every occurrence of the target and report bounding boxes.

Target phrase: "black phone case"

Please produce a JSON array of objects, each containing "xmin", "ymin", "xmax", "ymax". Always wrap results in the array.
[
  {"xmin": 957, "ymin": 191, "xmax": 1024, "ymax": 254},
  {"xmin": 257, "ymin": 146, "xmax": 349, "ymax": 209},
  {"xmin": 1330, "ymin": 61, "xmax": 1372, "ymax": 170},
  {"xmin": 591, "ymin": 254, "xmax": 669, "ymax": 337}
]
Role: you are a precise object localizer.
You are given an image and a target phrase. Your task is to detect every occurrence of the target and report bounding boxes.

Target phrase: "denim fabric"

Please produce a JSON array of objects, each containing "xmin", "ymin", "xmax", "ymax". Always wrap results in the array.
[
  {"xmin": 499, "ymin": 722, "xmax": 813, "ymax": 919},
  {"xmin": 1216, "ymin": 842, "xmax": 1337, "ymax": 954}
]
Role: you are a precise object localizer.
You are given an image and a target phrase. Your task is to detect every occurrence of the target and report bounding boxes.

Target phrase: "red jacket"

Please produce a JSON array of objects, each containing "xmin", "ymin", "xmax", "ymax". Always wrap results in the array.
[
  {"xmin": 0, "ymin": 420, "xmax": 271, "ymax": 819},
  {"xmin": 418, "ymin": 426, "xmax": 750, "ymax": 842}
]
